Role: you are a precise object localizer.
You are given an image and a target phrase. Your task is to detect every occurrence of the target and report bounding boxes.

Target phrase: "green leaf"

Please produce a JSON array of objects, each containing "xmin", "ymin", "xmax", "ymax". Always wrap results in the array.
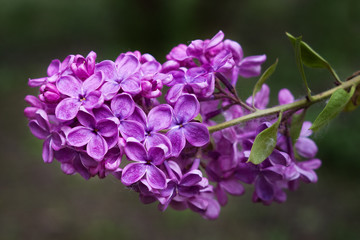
[
  {"xmin": 248, "ymin": 112, "xmax": 283, "ymax": 165},
  {"xmin": 344, "ymin": 84, "xmax": 360, "ymax": 112},
  {"xmin": 310, "ymin": 86, "xmax": 356, "ymax": 131},
  {"xmin": 252, "ymin": 59, "xmax": 278, "ymax": 107},
  {"xmin": 293, "ymin": 35, "xmax": 312, "ymax": 99},
  {"xmin": 194, "ymin": 113, "xmax": 203, "ymax": 123},
  {"xmin": 289, "ymin": 110, "xmax": 306, "ymax": 145},
  {"xmin": 286, "ymin": 32, "xmax": 341, "ymax": 83}
]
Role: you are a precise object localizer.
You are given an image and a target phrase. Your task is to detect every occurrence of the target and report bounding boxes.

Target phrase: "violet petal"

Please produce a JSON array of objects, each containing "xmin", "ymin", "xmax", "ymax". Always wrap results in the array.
[
  {"xmin": 183, "ymin": 122, "xmax": 210, "ymax": 147},
  {"xmin": 67, "ymin": 126, "xmax": 93, "ymax": 147},
  {"xmin": 55, "ymin": 98, "xmax": 82, "ymax": 121},
  {"xmin": 87, "ymin": 134, "xmax": 108, "ymax": 161},
  {"xmin": 121, "ymin": 162, "xmax": 147, "ymax": 186},
  {"xmin": 146, "ymin": 165, "xmax": 167, "ymax": 189},
  {"xmin": 147, "ymin": 104, "xmax": 172, "ymax": 132},
  {"xmin": 56, "ymin": 75, "xmax": 82, "ymax": 97}
]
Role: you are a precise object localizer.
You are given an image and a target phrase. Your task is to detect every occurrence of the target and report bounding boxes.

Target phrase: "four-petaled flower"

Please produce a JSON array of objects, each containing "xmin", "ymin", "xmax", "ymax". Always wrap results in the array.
[{"xmin": 55, "ymin": 71, "xmax": 104, "ymax": 121}]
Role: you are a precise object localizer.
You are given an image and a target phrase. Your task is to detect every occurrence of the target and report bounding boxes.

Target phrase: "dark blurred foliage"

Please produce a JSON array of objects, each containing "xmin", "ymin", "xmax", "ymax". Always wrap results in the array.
[{"xmin": 1, "ymin": 0, "xmax": 360, "ymax": 239}]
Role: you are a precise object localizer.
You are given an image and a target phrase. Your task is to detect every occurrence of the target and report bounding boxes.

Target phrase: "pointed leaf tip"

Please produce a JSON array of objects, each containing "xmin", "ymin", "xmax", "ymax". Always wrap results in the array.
[
  {"xmin": 252, "ymin": 58, "xmax": 279, "ymax": 107},
  {"xmin": 310, "ymin": 86, "xmax": 355, "ymax": 132}
]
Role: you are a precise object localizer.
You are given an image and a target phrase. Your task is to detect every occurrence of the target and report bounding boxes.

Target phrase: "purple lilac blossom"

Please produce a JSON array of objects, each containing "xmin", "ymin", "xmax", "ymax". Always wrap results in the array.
[{"xmin": 25, "ymin": 32, "xmax": 322, "ymax": 219}]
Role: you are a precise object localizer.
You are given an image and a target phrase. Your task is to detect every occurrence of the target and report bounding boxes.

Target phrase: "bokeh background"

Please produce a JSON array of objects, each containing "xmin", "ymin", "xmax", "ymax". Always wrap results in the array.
[{"xmin": 1, "ymin": 0, "xmax": 360, "ymax": 239}]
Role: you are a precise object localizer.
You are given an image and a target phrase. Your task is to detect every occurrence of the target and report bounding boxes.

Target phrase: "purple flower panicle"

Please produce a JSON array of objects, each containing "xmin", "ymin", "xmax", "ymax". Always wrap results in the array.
[{"xmin": 25, "ymin": 32, "xmax": 321, "ymax": 219}]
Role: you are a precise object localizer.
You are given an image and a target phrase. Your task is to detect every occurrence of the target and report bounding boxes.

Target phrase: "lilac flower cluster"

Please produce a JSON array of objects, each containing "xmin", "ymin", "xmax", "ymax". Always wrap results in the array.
[{"xmin": 25, "ymin": 31, "xmax": 321, "ymax": 219}]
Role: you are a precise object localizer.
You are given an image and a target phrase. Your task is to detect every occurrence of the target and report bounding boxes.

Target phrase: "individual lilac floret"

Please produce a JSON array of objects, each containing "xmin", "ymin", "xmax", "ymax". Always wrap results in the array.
[
  {"xmin": 122, "ymin": 140, "xmax": 167, "ymax": 190},
  {"xmin": 55, "ymin": 71, "xmax": 104, "ymax": 121},
  {"xmin": 128, "ymin": 104, "xmax": 173, "ymax": 156},
  {"xmin": 28, "ymin": 55, "xmax": 74, "ymax": 87},
  {"xmin": 97, "ymin": 54, "xmax": 141, "ymax": 100},
  {"xmin": 223, "ymin": 39, "xmax": 267, "ymax": 84},
  {"xmin": 28, "ymin": 109, "xmax": 64, "ymax": 163},
  {"xmin": 206, "ymin": 155, "xmax": 245, "ymax": 206},
  {"xmin": 167, "ymin": 94, "xmax": 210, "ymax": 157},
  {"xmin": 110, "ymin": 93, "xmax": 145, "ymax": 141},
  {"xmin": 158, "ymin": 159, "xmax": 209, "ymax": 210},
  {"xmin": 71, "ymin": 51, "xmax": 97, "ymax": 80},
  {"xmin": 165, "ymin": 67, "xmax": 214, "ymax": 104},
  {"xmin": 67, "ymin": 110, "xmax": 118, "ymax": 161}
]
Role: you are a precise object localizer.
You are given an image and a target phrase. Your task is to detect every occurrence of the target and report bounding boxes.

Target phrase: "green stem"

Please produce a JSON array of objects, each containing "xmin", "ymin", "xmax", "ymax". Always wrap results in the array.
[{"xmin": 208, "ymin": 75, "xmax": 360, "ymax": 133}]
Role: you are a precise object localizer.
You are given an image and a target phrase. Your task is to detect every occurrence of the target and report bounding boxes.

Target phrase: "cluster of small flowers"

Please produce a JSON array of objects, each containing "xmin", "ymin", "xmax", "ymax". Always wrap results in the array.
[{"xmin": 25, "ymin": 31, "xmax": 321, "ymax": 219}]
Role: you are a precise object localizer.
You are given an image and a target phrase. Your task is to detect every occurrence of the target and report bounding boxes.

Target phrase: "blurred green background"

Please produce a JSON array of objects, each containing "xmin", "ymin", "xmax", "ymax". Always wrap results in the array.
[{"xmin": 1, "ymin": 0, "xmax": 360, "ymax": 239}]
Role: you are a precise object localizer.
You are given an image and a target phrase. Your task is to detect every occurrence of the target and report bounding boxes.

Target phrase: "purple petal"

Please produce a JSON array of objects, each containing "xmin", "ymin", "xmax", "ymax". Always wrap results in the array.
[
  {"xmin": 97, "ymin": 119, "xmax": 118, "ymax": 137},
  {"xmin": 115, "ymin": 54, "xmax": 140, "ymax": 80},
  {"xmin": 268, "ymin": 149, "xmax": 291, "ymax": 166},
  {"xmin": 54, "ymin": 147, "xmax": 76, "ymax": 163},
  {"xmin": 246, "ymin": 84, "xmax": 270, "ymax": 109},
  {"xmin": 100, "ymin": 81, "xmax": 121, "ymax": 101},
  {"xmin": 146, "ymin": 165, "xmax": 167, "ymax": 189},
  {"xmin": 67, "ymin": 126, "xmax": 93, "ymax": 147},
  {"xmin": 87, "ymin": 134, "xmax": 108, "ymax": 161},
  {"xmin": 145, "ymin": 133, "xmax": 172, "ymax": 157},
  {"xmin": 28, "ymin": 77, "xmax": 47, "ymax": 87},
  {"xmin": 111, "ymin": 93, "xmax": 135, "ymax": 120},
  {"xmin": 42, "ymin": 137, "xmax": 53, "ymax": 163},
  {"xmin": 165, "ymin": 84, "xmax": 185, "ymax": 104},
  {"xmin": 147, "ymin": 104, "xmax": 172, "ymax": 132},
  {"xmin": 56, "ymin": 75, "xmax": 82, "ymax": 97},
  {"xmin": 47, "ymin": 59, "xmax": 61, "ymax": 76},
  {"xmin": 95, "ymin": 60, "xmax": 116, "ymax": 80},
  {"xmin": 61, "ymin": 163, "xmax": 76, "ymax": 175},
  {"xmin": 166, "ymin": 128, "xmax": 186, "ymax": 157},
  {"xmin": 255, "ymin": 175, "xmax": 274, "ymax": 201},
  {"xmin": 168, "ymin": 44, "xmax": 189, "ymax": 61},
  {"xmin": 147, "ymin": 147, "xmax": 165, "ymax": 166},
  {"xmin": 73, "ymin": 155, "xmax": 91, "ymax": 180},
  {"xmin": 50, "ymin": 131, "xmax": 64, "ymax": 151},
  {"xmin": 174, "ymin": 94, "xmax": 200, "ymax": 123},
  {"xmin": 206, "ymin": 30, "xmax": 224, "ymax": 49},
  {"xmin": 224, "ymin": 39, "xmax": 243, "ymax": 63},
  {"xmin": 238, "ymin": 54, "xmax": 267, "ymax": 78},
  {"xmin": 128, "ymin": 106, "xmax": 146, "ymax": 127},
  {"xmin": 297, "ymin": 166, "xmax": 318, "ymax": 183},
  {"xmin": 299, "ymin": 158, "xmax": 322, "ymax": 170},
  {"xmin": 278, "ymin": 88, "xmax": 294, "ymax": 105},
  {"xmin": 203, "ymin": 198, "xmax": 221, "ymax": 220},
  {"xmin": 121, "ymin": 162, "xmax": 147, "ymax": 186},
  {"xmin": 295, "ymin": 137, "xmax": 318, "ymax": 158},
  {"xmin": 77, "ymin": 110, "xmax": 96, "ymax": 128},
  {"xmin": 215, "ymin": 186, "xmax": 228, "ymax": 206},
  {"xmin": 180, "ymin": 170, "xmax": 202, "ymax": 186},
  {"xmin": 124, "ymin": 140, "xmax": 147, "ymax": 162},
  {"xmin": 188, "ymin": 197, "xmax": 208, "ymax": 212},
  {"xmin": 55, "ymin": 98, "xmax": 81, "ymax": 121},
  {"xmin": 120, "ymin": 77, "xmax": 141, "ymax": 95},
  {"xmin": 262, "ymin": 166, "xmax": 284, "ymax": 182},
  {"xmin": 80, "ymin": 152, "xmax": 98, "ymax": 168},
  {"xmin": 83, "ymin": 71, "xmax": 104, "ymax": 93},
  {"xmin": 220, "ymin": 179, "xmax": 244, "ymax": 195},
  {"xmin": 300, "ymin": 121, "xmax": 313, "ymax": 137},
  {"xmin": 82, "ymin": 91, "xmax": 103, "ymax": 110},
  {"xmin": 93, "ymin": 105, "xmax": 114, "ymax": 120},
  {"xmin": 25, "ymin": 95, "xmax": 43, "ymax": 108},
  {"xmin": 119, "ymin": 120, "xmax": 145, "ymax": 141},
  {"xmin": 29, "ymin": 120, "xmax": 49, "ymax": 139},
  {"xmin": 183, "ymin": 122, "xmax": 210, "ymax": 147},
  {"xmin": 141, "ymin": 61, "xmax": 161, "ymax": 75}
]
